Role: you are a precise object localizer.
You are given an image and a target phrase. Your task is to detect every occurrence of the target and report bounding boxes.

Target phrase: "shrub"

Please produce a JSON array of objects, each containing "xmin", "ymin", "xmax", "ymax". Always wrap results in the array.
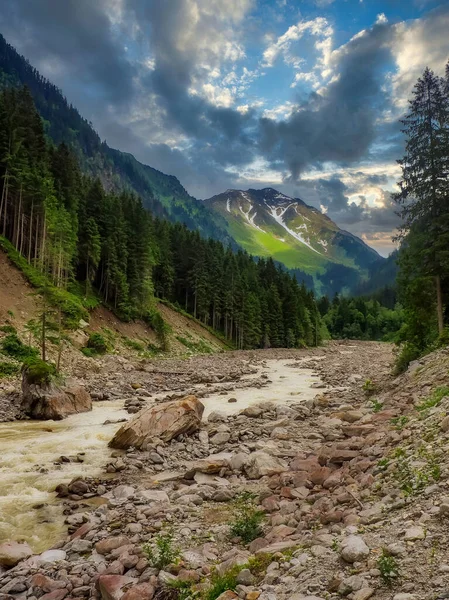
[
  {"xmin": 229, "ymin": 492, "xmax": 265, "ymax": 544},
  {"xmin": 22, "ymin": 357, "xmax": 56, "ymax": 385},
  {"xmin": 362, "ymin": 379, "xmax": 377, "ymax": 396},
  {"xmin": 0, "ymin": 324, "xmax": 17, "ymax": 334},
  {"xmin": 393, "ymin": 342, "xmax": 421, "ymax": 375},
  {"xmin": 142, "ymin": 529, "xmax": 180, "ymax": 570},
  {"xmin": 1, "ymin": 334, "xmax": 38, "ymax": 361},
  {"xmin": 370, "ymin": 399, "xmax": 383, "ymax": 413},
  {"xmin": 0, "ymin": 361, "xmax": 19, "ymax": 378},
  {"xmin": 377, "ymin": 549, "xmax": 399, "ymax": 586},
  {"xmin": 86, "ymin": 333, "xmax": 108, "ymax": 355},
  {"xmin": 416, "ymin": 386, "xmax": 449, "ymax": 412},
  {"xmin": 204, "ymin": 566, "xmax": 240, "ymax": 600},
  {"xmin": 144, "ymin": 308, "xmax": 171, "ymax": 351}
]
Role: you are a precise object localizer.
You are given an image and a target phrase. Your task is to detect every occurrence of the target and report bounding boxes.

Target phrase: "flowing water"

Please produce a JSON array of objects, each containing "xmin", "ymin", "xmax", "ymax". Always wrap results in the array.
[{"xmin": 0, "ymin": 358, "xmax": 322, "ymax": 553}]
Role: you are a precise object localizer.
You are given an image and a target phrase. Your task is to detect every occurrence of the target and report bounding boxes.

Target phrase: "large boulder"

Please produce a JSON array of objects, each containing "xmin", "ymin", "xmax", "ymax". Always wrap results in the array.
[
  {"xmin": 244, "ymin": 451, "xmax": 288, "ymax": 479},
  {"xmin": 110, "ymin": 395, "xmax": 204, "ymax": 449},
  {"xmin": 21, "ymin": 371, "xmax": 91, "ymax": 420},
  {"xmin": 0, "ymin": 541, "xmax": 33, "ymax": 567}
]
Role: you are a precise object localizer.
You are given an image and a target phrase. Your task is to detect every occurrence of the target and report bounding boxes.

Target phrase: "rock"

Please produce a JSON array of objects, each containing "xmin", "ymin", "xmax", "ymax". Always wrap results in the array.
[
  {"xmin": 353, "ymin": 590, "xmax": 375, "ymax": 600},
  {"xmin": 441, "ymin": 415, "xmax": 449, "ymax": 432},
  {"xmin": 96, "ymin": 535, "xmax": 131, "ymax": 555},
  {"xmin": 392, "ymin": 595, "xmax": 418, "ymax": 600},
  {"xmin": 340, "ymin": 535, "xmax": 370, "ymax": 563},
  {"xmin": 290, "ymin": 596, "xmax": 325, "ymax": 600},
  {"xmin": 0, "ymin": 541, "xmax": 33, "ymax": 567},
  {"xmin": 215, "ymin": 592, "xmax": 238, "ymax": 600},
  {"xmin": 39, "ymin": 550, "xmax": 67, "ymax": 564},
  {"xmin": 21, "ymin": 370, "xmax": 92, "ymax": 420},
  {"xmin": 207, "ymin": 411, "xmax": 228, "ymax": 422},
  {"xmin": 97, "ymin": 575, "xmax": 137, "ymax": 600},
  {"xmin": 255, "ymin": 541, "xmax": 299, "ymax": 555},
  {"xmin": 110, "ymin": 395, "xmax": 204, "ymax": 448},
  {"xmin": 404, "ymin": 526, "xmax": 425, "ymax": 541},
  {"xmin": 210, "ymin": 432, "xmax": 231, "ymax": 445},
  {"xmin": 244, "ymin": 451, "xmax": 288, "ymax": 479},
  {"xmin": 212, "ymin": 489, "xmax": 234, "ymax": 502},
  {"xmin": 121, "ymin": 583, "xmax": 155, "ymax": 600},
  {"xmin": 240, "ymin": 406, "xmax": 263, "ymax": 418},
  {"xmin": 113, "ymin": 485, "xmax": 136, "ymax": 500},
  {"xmin": 190, "ymin": 456, "xmax": 230, "ymax": 474},
  {"xmin": 237, "ymin": 568, "xmax": 255, "ymax": 585}
]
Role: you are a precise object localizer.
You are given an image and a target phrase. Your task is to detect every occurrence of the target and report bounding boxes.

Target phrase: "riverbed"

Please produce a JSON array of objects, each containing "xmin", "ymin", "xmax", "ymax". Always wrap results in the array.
[{"xmin": 0, "ymin": 358, "xmax": 322, "ymax": 552}]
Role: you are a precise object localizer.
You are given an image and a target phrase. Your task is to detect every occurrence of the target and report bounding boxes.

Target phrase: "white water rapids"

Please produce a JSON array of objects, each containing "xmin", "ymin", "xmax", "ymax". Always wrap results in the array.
[{"xmin": 0, "ymin": 359, "xmax": 322, "ymax": 552}]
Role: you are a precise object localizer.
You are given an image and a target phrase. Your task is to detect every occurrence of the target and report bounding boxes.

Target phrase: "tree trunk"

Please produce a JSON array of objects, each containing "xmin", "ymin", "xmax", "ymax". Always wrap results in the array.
[
  {"xmin": 436, "ymin": 274, "xmax": 444, "ymax": 334},
  {"xmin": 28, "ymin": 200, "xmax": 34, "ymax": 263}
]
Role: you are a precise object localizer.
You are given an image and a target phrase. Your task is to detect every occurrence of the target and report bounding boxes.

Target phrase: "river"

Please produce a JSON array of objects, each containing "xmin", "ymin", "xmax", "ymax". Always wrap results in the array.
[{"xmin": 0, "ymin": 358, "xmax": 322, "ymax": 552}]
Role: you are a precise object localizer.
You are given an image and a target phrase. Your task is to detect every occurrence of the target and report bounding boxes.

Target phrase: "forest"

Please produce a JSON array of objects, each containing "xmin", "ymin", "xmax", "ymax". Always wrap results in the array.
[{"xmin": 0, "ymin": 86, "xmax": 322, "ymax": 350}]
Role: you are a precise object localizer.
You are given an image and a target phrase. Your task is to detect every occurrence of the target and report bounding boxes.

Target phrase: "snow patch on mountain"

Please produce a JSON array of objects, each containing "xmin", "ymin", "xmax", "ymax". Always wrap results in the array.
[{"xmin": 264, "ymin": 200, "xmax": 322, "ymax": 255}]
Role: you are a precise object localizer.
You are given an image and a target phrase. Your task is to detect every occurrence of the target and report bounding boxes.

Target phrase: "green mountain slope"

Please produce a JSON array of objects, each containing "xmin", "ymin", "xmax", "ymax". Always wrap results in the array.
[
  {"xmin": 204, "ymin": 188, "xmax": 383, "ymax": 292},
  {"xmin": 0, "ymin": 33, "xmax": 232, "ymax": 245}
]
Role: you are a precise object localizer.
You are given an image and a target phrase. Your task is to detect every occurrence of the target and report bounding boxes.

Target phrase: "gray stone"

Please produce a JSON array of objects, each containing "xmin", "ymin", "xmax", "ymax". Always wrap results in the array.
[{"xmin": 340, "ymin": 535, "xmax": 370, "ymax": 563}]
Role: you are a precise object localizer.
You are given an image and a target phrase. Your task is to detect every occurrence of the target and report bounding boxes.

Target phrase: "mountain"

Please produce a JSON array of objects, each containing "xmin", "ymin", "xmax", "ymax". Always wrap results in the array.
[
  {"xmin": 0, "ymin": 34, "xmax": 232, "ymax": 246},
  {"xmin": 204, "ymin": 188, "xmax": 384, "ymax": 293}
]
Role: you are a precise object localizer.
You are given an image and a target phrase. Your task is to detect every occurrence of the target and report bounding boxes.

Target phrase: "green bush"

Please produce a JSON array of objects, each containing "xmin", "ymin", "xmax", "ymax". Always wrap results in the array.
[
  {"xmin": 393, "ymin": 342, "xmax": 421, "ymax": 375},
  {"xmin": 229, "ymin": 492, "xmax": 265, "ymax": 544},
  {"xmin": 144, "ymin": 307, "xmax": 171, "ymax": 351},
  {"xmin": 0, "ymin": 324, "xmax": 17, "ymax": 334},
  {"xmin": 204, "ymin": 567, "xmax": 240, "ymax": 600},
  {"xmin": 142, "ymin": 529, "xmax": 180, "ymax": 570},
  {"xmin": 0, "ymin": 361, "xmax": 19, "ymax": 378},
  {"xmin": 86, "ymin": 333, "xmax": 108, "ymax": 354},
  {"xmin": 22, "ymin": 357, "xmax": 56, "ymax": 385},
  {"xmin": 377, "ymin": 549, "xmax": 399, "ymax": 586},
  {"xmin": 1, "ymin": 334, "xmax": 38, "ymax": 361}
]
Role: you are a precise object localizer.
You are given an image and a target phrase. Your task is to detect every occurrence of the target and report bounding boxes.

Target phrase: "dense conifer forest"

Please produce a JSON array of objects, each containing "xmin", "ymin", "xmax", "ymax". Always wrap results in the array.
[{"xmin": 0, "ymin": 86, "xmax": 323, "ymax": 350}]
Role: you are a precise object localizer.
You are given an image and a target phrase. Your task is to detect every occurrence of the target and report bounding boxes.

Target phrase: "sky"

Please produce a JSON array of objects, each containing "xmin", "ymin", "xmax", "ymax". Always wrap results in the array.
[{"xmin": 1, "ymin": 0, "xmax": 449, "ymax": 256}]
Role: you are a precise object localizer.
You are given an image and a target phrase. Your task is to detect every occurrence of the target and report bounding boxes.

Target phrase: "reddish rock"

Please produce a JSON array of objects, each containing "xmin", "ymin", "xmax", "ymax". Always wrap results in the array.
[
  {"xmin": 323, "ymin": 469, "xmax": 345, "ymax": 489},
  {"xmin": 0, "ymin": 541, "xmax": 33, "ymax": 567},
  {"xmin": 95, "ymin": 536, "xmax": 131, "ymax": 556},
  {"xmin": 342, "ymin": 425, "xmax": 375, "ymax": 437},
  {"xmin": 70, "ymin": 522, "xmax": 92, "ymax": 540},
  {"xmin": 41, "ymin": 592, "xmax": 68, "ymax": 600},
  {"xmin": 40, "ymin": 592, "xmax": 68, "ymax": 600},
  {"xmin": 97, "ymin": 575, "xmax": 137, "ymax": 600},
  {"xmin": 280, "ymin": 486, "xmax": 294, "ymax": 498},
  {"xmin": 248, "ymin": 538, "xmax": 268, "ymax": 553},
  {"xmin": 309, "ymin": 466, "xmax": 332, "ymax": 486},
  {"xmin": 328, "ymin": 449, "xmax": 359, "ymax": 464},
  {"xmin": 32, "ymin": 574, "xmax": 66, "ymax": 593},
  {"xmin": 320, "ymin": 510, "xmax": 344, "ymax": 524},
  {"xmin": 261, "ymin": 496, "xmax": 280, "ymax": 512},
  {"xmin": 121, "ymin": 583, "xmax": 155, "ymax": 600},
  {"xmin": 289, "ymin": 456, "xmax": 319, "ymax": 472},
  {"xmin": 110, "ymin": 396, "xmax": 204, "ymax": 449}
]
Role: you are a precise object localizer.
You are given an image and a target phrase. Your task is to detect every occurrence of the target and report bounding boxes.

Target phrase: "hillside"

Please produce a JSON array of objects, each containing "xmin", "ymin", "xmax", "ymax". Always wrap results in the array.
[
  {"xmin": 205, "ymin": 187, "xmax": 383, "ymax": 293},
  {"xmin": 0, "ymin": 245, "xmax": 227, "ymax": 380},
  {"xmin": 0, "ymin": 34, "xmax": 233, "ymax": 246}
]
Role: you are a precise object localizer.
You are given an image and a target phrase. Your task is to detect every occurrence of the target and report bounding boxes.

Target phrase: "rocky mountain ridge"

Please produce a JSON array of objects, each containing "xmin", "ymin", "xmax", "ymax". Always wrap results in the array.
[{"xmin": 205, "ymin": 188, "xmax": 383, "ymax": 293}]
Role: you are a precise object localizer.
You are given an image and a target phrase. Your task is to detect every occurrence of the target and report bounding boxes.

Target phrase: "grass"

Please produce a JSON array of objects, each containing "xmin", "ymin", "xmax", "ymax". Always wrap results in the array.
[
  {"xmin": 204, "ymin": 566, "xmax": 240, "ymax": 600},
  {"xmin": 371, "ymin": 398, "xmax": 383, "ymax": 412},
  {"xmin": 0, "ymin": 235, "xmax": 89, "ymax": 329},
  {"xmin": 416, "ymin": 386, "xmax": 449, "ymax": 413},
  {"xmin": 176, "ymin": 335, "xmax": 214, "ymax": 354},
  {"xmin": 122, "ymin": 336, "xmax": 145, "ymax": 352}
]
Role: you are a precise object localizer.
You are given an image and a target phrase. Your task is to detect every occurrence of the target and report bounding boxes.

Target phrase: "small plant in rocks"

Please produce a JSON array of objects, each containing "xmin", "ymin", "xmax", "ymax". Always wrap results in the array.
[
  {"xmin": 204, "ymin": 566, "xmax": 240, "ymax": 600},
  {"xmin": 377, "ymin": 549, "xmax": 399, "ymax": 586},
  {"xmin": 142, "ymin": 528, "xmax": 180, "ymax": 570},
  {"xmin": 390, "ymin": 415, "xmax": 409, "ymax": 430},
  {"xmin": 370, "ymin": 398, "xmax": 383, "ymax": 412},
  {"xmin": 363, "ymin": 378, "xmax": 377, "ymax": 396},
  {"xmin": 229, "ymin": 491, "xmax": 265, "ymax": 543}
]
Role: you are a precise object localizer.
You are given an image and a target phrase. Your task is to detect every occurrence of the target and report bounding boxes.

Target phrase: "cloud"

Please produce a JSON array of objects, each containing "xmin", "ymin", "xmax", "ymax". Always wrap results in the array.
[{"xmin": 259, "ymin": 21, "xmax": 394, "ymax": 179}]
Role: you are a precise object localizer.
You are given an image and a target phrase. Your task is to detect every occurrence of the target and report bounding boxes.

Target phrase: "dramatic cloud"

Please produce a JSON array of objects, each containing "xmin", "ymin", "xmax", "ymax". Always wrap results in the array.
[{"xmin": 1, "ymin": 0, "xmax": 448, "ymax": 255}]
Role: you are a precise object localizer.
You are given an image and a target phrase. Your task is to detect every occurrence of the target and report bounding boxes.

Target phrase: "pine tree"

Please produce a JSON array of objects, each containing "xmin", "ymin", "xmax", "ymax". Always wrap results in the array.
[{"xmin": 394, "ymin": 65, "xmax": 449, "ymax": 334}]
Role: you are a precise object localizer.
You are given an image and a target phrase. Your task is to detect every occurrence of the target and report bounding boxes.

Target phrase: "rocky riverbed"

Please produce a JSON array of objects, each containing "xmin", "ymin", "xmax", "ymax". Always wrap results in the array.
[{"xmin": 2, "ymin": 341, "xmax": 449, "ymax": 600}]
